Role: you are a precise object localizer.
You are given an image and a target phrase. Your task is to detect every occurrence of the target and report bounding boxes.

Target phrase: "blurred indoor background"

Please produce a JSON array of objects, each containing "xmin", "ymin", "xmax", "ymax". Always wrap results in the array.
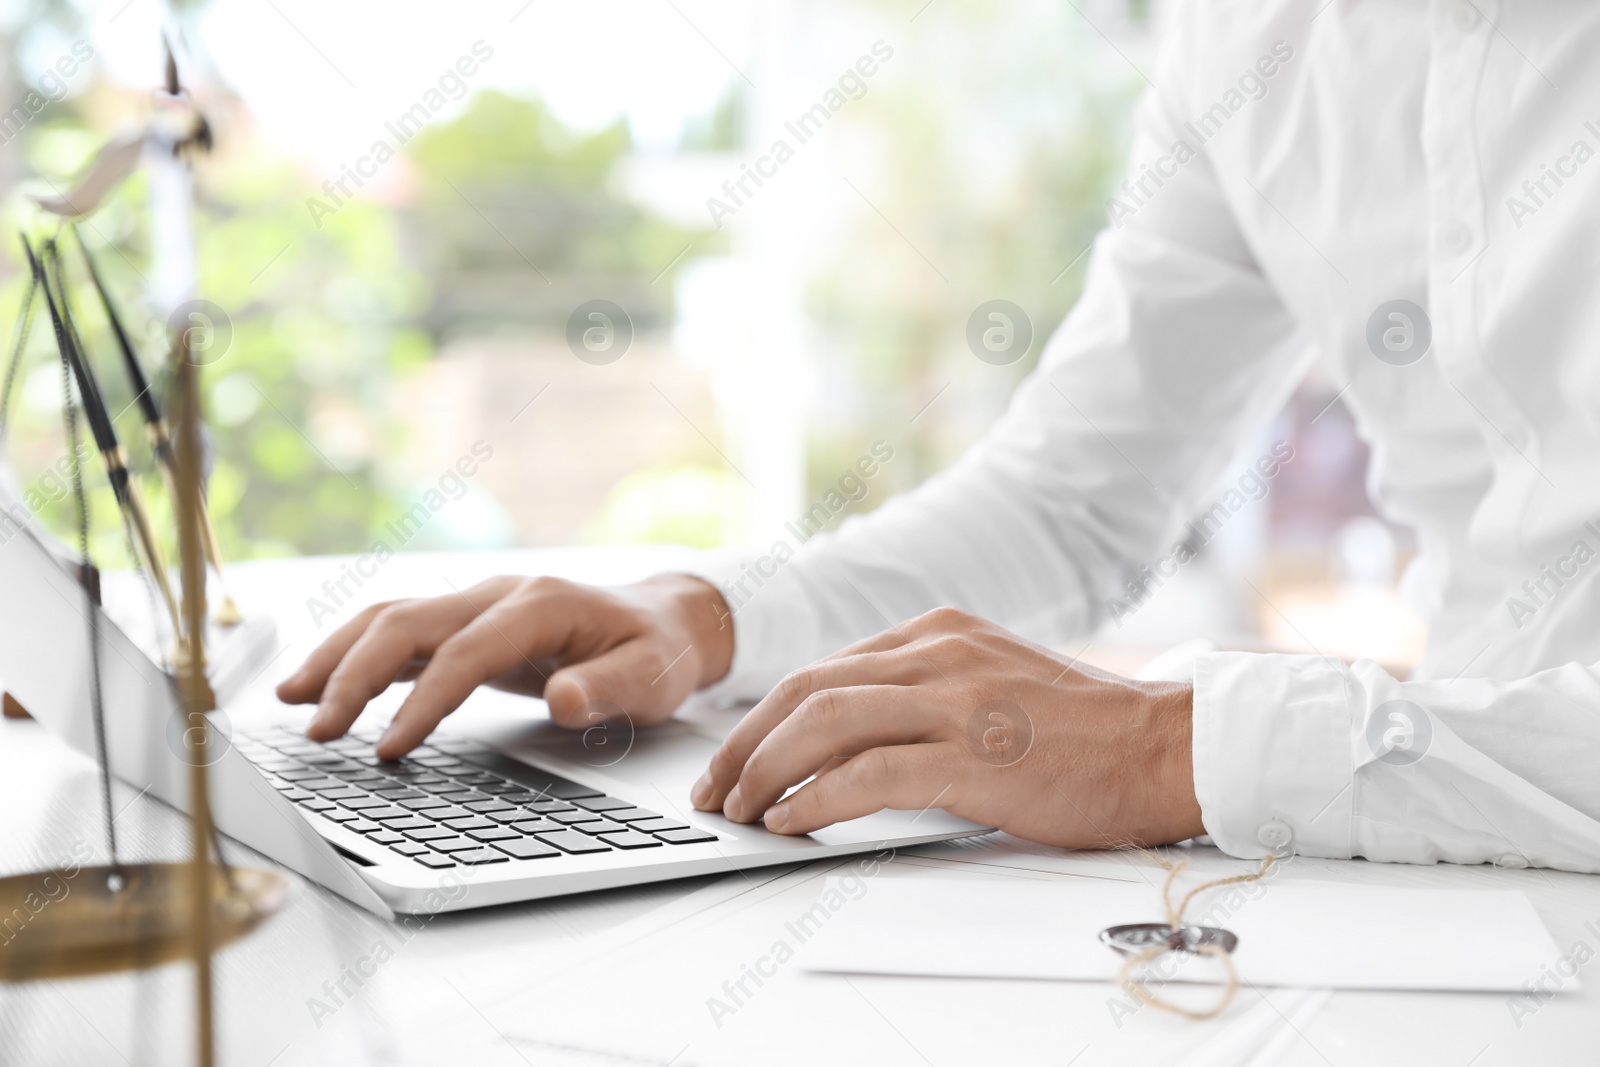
[{"xmin": 0, "ymin": 0, "xmax": 1424, "ymax": 668}]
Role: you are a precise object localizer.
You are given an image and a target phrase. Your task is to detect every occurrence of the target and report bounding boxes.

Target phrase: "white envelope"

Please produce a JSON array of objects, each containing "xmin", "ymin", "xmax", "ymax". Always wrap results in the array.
[{"xmin": 802, "ymin": 875, "xmax": 1573, "ymax": 993}]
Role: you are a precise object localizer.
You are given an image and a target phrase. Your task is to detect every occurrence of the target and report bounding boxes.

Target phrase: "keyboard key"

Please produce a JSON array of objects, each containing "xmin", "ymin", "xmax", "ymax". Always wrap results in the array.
[
  {"xmin": 601, "ymin": 808, "xmax": 659, "ymax": 823},
  {"xmin": 363, "ymin": 807, "xmax": 416, "ymax": 822},
  {"xmin": 384, "ymin": 817, "xmax": 435, "ymax": 831},
  {"xmin": 428, "ymin": 837, "xmax": 483, "ymax": 853},
  {"xmin": 321, "ymin": 787, "xmax": 369, "ymax": 802},
  {"xmin": 341, "ymin": 796, "xmax": 393, "ymax": 811},
  {"xmin": 543, "ymin": 781, "xmax": 603, "ymax": 800},
  {"xmin": 331, "ymin": 768, "xmax": 387, "ymax": 782},
  {"xmin": 418, "ymin": 780, "xmax": 468, "ymax": 794},
  {"xmin": 368, "ymin": 830, "xmax": 404, "ymax": 845},
  {"xmin": 452, "ymin": 848, "xmax": 510, "ymax": 865},
  {"xmin": 305, "ymin": 779, "xmax": 354, "ymax": 793},
  {"xmin": 390, "ymin": 841, "xmax": 428, "ymax": 856},
  {"xmin": 301, "ymin": 798, "xmax": 336, "ymax": 812},
  {"xmin": 631, "ymin": 817, "xmax": 690, "ymax": 833},
  {"xmin": 413, "ymin": 853, "xmax": 456, "ymax": 869},
  {"xmin": 655, "ymin": 827, "xmax": 719, "ymax": 844},
  {"xmin": 486, "ymin": 809, "xmax": 535, "ymax": 824},
  {"xmin": 399, "ymin": 796, "xmax": 451, "ymax": 810},
  {"xmin": 550, "ymin": 809, "xmax": 601, "ymax": 825},
  {"xmin": 420, "ymin": 807, "xmax": 470, "ymax": 822},
  {"xmin": 478, "ymin": 781, "xmax": 521, "ymax": 795},
  {"xmin": 440, "ymin": 791, "xmax": 488, "ymax": 804},
  {"xmin": 443, "ymin": 816, "xmax": 497, "ymax": 831},
  {"xmin": 320, "ymin": 808, "xmax": 360, "ymax": 823},
  {"xmin": 256, "ymin": 759, "xmax": 301, "ymax": 773},
  {"xmin": 526, "ymin": 800, "xmax": 577, "ymax": 815},
  {"xmin": 536, "ymin": 830, "xmax": 613, "ymax": 855},
  {"xmin": 465, "ymin": 800, "xmax": 515, "ymax": 813},
  {"xmin": 374, "ymin": 788, "xmax": 427, "ymax": 801},
  {"xmin": 493, "ymin": 838, "xmax": 560, "ymax": 860},
  {"xmin": 573, "ymin": 818, "xmax": 628, "ymax": 836},
  {"xmin": 402, "ymin": 826, "xmax": 459, "ymax": 841},
  {"xmin": 500, "ymin": 792, "xmax": 546, "ymax": 805},
  {"xmin": 510, "ymin": 819, "xmax": 562, "ymax": 834},
  {"xmin": 453, "ymin": 773, "xmax": 500, "ymax": 786},
  {"xmin": 429, "ymin": 738, "xmax": 489, "ymax": 755},
  {"xmin": 573, "ymin": 795, "xmax": 635, "ymax": 813},
  {"xmin": 280, "ymin": 788, "xmax": 314, "ymax": 803},
  {"xmin": 379, "ymin": 760, "xmax": 425, "ymax": 774},
  {"xmin": 466, "ymin": 826, "xmax": 521, "ymax": 842},
  {"xmin": 346, "ymin": 819, "xmax": 382, "ymax": 834},
  {"xmin": 600, "ymin": 830, "xmax": 664, "ymax": 850}
]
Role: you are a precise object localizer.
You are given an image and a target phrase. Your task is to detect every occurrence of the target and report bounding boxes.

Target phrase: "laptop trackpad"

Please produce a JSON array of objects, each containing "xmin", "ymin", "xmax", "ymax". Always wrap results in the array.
[{"xmin": 491, "ymin": 718, "xmax": 717, "ymax": 799}]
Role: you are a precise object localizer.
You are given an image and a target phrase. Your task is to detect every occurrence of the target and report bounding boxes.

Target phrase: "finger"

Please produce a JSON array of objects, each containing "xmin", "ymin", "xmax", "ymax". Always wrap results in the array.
[
  {"xmin": 692, "ymin": 649, "xmax": 925, "ymax": 811},
  {"xmin": 816, "ymin": 625, "xmax": 911, "ymax": 662},
  {"xmin": 394, "ymin": 660, "xmax": 427, "ymax": 683},
  {"xmin": 724, "ymin": 686, "xmax": 948, "ymax": 821},
  {"xmin": 377, "ymin": 596, "xmax": 583, "ymax": 757},
  {"xmin": 761, "ymin": 743, "xmax": 965, "ymax": 835},
  {"xmin": 277, "ymin": 601, "xmax": 400, "ymax": 705},
  {"xmin": 310, "ymin": 592, "xmax": 496, "ymax": 740},
  {"xmin": 544, "ymin": 639, "xmax": 694, "ymax": 729}
]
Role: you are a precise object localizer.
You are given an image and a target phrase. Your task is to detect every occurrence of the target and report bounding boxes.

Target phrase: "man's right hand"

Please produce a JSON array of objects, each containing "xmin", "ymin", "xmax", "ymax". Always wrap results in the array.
[{"xmin": 276, "ymin": 574, "xmax": 734, "ymax": 760}]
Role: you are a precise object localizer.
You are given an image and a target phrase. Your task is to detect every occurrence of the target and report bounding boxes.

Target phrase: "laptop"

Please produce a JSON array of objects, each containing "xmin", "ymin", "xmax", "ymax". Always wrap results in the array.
[{"xmin": 0, "ymin": 516, "xmax": 987, "ymax": 919}]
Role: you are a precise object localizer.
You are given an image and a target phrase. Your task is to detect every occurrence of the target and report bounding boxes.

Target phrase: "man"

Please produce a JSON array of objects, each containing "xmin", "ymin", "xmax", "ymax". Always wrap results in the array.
[{"xmin": 280, "ymin": 1, "xmax": 1600, "ymax": 872}]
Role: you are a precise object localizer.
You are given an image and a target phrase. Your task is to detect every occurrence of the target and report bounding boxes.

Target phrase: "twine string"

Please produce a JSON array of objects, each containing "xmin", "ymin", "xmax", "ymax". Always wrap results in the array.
[{"xmin": 1116, "ymin": 853, "xmax": 1276, "ymax": 1020}]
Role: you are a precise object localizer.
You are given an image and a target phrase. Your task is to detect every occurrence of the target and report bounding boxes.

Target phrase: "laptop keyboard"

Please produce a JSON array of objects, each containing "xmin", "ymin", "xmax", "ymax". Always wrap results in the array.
[{"xmin": 234, "ymin": 726, "xmax": 718, "ymax": 869}]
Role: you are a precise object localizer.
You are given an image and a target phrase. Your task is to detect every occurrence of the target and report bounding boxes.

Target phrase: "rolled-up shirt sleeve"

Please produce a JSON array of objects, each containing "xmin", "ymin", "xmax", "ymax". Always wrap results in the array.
[{"xmin": 1195, "ymin": 651, "xmax": 1600, "ymax": 873}]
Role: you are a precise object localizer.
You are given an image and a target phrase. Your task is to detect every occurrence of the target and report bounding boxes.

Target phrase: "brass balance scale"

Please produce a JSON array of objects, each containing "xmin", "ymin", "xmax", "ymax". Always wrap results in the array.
[{"xmin": 0, "ymin": 41, "xmax": 287, "ymax": 1067}]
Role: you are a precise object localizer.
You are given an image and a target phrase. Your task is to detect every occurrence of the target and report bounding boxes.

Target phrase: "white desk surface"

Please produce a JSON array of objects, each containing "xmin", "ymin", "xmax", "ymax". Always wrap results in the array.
[{"xmin": 2, "ymin": 548, "xmax": 1596, "ymax": 1066}]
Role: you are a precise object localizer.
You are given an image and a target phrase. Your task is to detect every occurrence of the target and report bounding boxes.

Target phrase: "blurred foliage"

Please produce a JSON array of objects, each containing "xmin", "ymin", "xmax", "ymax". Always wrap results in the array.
[
  {"xmin": 404, "ymin": 91, "xmax": 714, "ymax": 339},
  {"xmin": 1, "ymin": 67, "xmax": 707, "ymax": 564},
  {"xmin": 580, "ymin": 463, "xmax": 736, "ymax": 548}
]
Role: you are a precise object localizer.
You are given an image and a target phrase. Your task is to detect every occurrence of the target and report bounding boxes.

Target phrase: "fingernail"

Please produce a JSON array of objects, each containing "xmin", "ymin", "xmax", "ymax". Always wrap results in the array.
[
  {"xmin": 724, "ymin": 784, "xmax": 743, "ymax": 821},
  {"xmin": 690, "ymin": 772, "xmax": 712, "ymax": 809},
  {"xmin": 764, "ymin": 805, "xmax": 790, "ymax": 832}
]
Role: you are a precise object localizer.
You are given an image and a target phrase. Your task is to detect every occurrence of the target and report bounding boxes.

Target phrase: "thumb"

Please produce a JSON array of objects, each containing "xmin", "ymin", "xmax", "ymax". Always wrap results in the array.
[{"xmin": 544, "ymin": 639, "xmax": 695, "ymax": 729}]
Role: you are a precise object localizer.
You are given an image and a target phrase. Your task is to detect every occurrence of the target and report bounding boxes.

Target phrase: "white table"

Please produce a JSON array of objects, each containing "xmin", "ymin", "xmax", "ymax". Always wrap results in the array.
[{"xmin": 1, "ymin": 549, "xmax": 1595, "ymax": 1066}]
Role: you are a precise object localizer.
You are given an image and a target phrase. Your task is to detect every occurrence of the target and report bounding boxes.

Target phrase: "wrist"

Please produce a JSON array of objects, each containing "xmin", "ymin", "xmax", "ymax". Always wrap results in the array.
[
  {"xmin": 1145, "ymin": 681, "xmax": 1206, "ymax": 843},
  {"xmin": 636, "ymin": 573, "xmax": 735, "ymax": 689}
]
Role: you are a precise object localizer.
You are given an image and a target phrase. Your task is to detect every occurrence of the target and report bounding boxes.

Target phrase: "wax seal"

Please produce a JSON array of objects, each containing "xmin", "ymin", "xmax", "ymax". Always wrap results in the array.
[{"xmin": 1099, "ymin": 923, "xmax": 1238, "ymax": 957}]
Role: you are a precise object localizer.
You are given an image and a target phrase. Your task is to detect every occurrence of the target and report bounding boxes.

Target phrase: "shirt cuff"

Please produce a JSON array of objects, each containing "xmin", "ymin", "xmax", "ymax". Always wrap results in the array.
[
  {"xmin": 1191, "ymin": 651, "xmax": 1355, "ymax": 860},
  {"xmin": 675, "ymin": 549, "xmax": 822, "ymax": 705}
]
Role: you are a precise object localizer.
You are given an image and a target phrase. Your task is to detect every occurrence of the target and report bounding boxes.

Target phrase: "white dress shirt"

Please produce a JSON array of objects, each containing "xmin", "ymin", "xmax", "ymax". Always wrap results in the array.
[{"xmin": 691, "ymin": 0, "xmax": 1600, "ymax": 873}]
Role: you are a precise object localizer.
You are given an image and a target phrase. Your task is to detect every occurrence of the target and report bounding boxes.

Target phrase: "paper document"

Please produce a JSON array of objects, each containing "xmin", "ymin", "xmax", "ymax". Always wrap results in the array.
[{"xmin": 803, "ymin": 876, "xmax": 1570, "ymax": 993}]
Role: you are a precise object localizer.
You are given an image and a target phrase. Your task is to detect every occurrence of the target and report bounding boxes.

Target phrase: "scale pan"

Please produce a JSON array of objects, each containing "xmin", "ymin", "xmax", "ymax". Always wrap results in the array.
[{"xmin": 0, "ymin": 862, "xmax": 288, "ymax": 982}]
